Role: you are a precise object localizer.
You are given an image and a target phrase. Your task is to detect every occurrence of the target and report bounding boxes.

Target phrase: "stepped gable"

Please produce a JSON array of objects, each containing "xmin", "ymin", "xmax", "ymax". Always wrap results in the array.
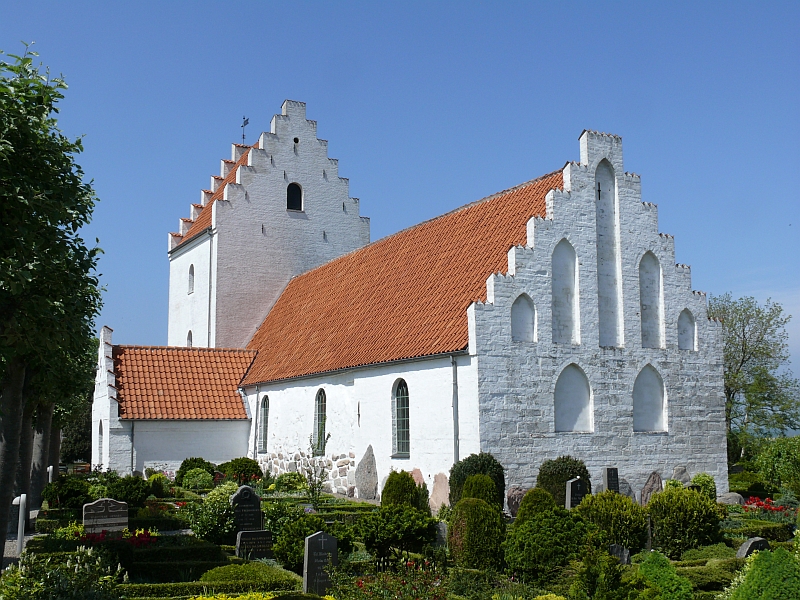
[
  {"xmin": 113, "ymin": 346, "xmax": 257, "ymax": 419},
  {"xmin": 243, "ymin": 170, "xmax": 563, "ymax": 385}
]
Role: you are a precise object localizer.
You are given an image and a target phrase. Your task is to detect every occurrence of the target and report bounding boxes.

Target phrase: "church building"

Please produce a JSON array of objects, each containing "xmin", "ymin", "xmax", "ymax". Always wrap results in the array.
[{"xmin": 93, "ymin": 100, "xmax": 728, "ymax": 505}]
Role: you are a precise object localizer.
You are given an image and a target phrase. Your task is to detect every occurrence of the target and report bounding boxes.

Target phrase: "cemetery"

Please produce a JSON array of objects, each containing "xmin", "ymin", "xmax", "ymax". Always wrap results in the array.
[{"xmin": 3, "ymin": 451, "xmax": 800, "ymax": 599}]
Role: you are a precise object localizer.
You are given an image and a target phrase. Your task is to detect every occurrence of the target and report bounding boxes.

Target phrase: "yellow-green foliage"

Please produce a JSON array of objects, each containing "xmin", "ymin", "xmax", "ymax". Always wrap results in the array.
[
  {"xmin": 575, "ymin": 489, "xmax": 648, "ymax": 552},
  {"xmin": 690, "ymin": 473, "xmax": 717, "ymax": 501},
  {"xmin": 189, "ymin": 594, "xmax": 279, "ymax": 600},
  {"xmin": 448, "ymin": 497, "xmax": 505, "ymax": 570},
  {"xmin": 532, "ymin": 595, "xmax": 567, "ymax": 600},
  {"xmin": 648, "ymin": 487, "xmax": 721, "ymax": 559},
  {"xmin": 462, "ymin": 474, "xmax": 500, "ymax": 507},
  {"xmin": 514, "ymin": 488, "xmax": 557, "ymax": 527}
]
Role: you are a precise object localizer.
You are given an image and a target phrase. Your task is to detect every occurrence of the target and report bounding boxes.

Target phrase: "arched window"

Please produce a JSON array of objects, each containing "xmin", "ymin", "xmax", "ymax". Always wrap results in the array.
[
  {"xmin": 554, "ymin": 364, "xmax": 592, "ymax": 432},
  {"xmin": 639, "ymin": 252, "xmax": 664, "ymax": 348},
  {"xmin": 287, "ymin": 183, "xmax": 303, "ymax": 211},
  {"xmin": 678, "ymin": 309, "xmax": 697, "ymax": 351},
  {"xmin": 187, "ymin": 330, "xmax": 193, "ymax": 348},
  {"xmin": 511, "ymin": 294, "xmax": 536, "ymax": 342},
  {"xmin": 595, "ymin": 159, "xmax": 623, "ymax": 347},
  {"xmin": 392, "ymin": 379, "xmax": 410, "ymax": 457},
  {"xmin": 552, "ymin": 239, "xmax": 580, "ymax": 344},
  {"xmin": 313, "ymin": 389, "xmax": 327, "ymax": 456},
  {"xmin": 633, "ymin": 365, "xmax": 666, "ymax": 432},
  {"xmin": 97, "ymin": 420, "xmax": 104, "ymax": 468},
  {"xmin": 188, "ymin": 264, "xmax": 194, "ymax": 294},
  {"xmin": 258, "ymin": 395, "xmax": 269, "ymax": 453}
]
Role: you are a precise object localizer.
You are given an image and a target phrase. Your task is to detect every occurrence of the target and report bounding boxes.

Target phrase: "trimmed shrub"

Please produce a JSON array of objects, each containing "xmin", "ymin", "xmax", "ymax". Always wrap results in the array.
[
  {"xmin": 449, "ymin": 452, "xmax": 505, "ymax": 507},
  {"xmin": 674, "ymin": 558, "xmax": 742, "ymax": 593},
  {"xmin": 648, "ymin": 487, "xmax": 721, "ymax": 559},
  {"xmin": 514, "ymin": 488, "xmax": 557, "ymax": 527},
  {"xmin": 756, "ymin": 436, "xmax": 800, "ymax": 495},
  {"xmin": 637, "ymin": 551, "xmax": 693, "ymax": 599},
  {"xmin": 179, "ymin": 481, "xmax": 238, "ymax": 544},
  {"xmin": 175, "ymin": 457, "xmax": 216, "ymax": 486},
  {"xmin": 357, "ymin": 505, "xmax": 436, "ymax": 562},
  {"xmin": 274, "ymin": 513, "xmax": 326, "ymax": 573},
  {"xmin": 724, "ymin": 518, "xmax": 793, "ymax": 541},
  {"xmin": 118, "ymin": 581, "xmax": 298, "ymax": 598},
  {"xmin": 690, "ymin": 473, "xmax": 717, "ymax": 502},
  {"xmin": 106, "ymin": 475, "xmax": 150, "ymax": 508},
  {"xmin": 218, "ymin": 456, "xmax": 264, "ymax": 485},
  {"xmin": 663, "ymin": 479, "xmax": 683, "ymax": 491},
  {"xmin": 183, "ymin": 467, "xmax": 214, "ymax": 490},
  {"xmin": 41, "ymin": 476, "xmax": 91, "ymax": 509},
  {"xmin": 568, "ymin": 543, "xmax": 631, "ymax": 599},
  {"xmin": 274, "ymin": 472, "xmax": 307, "ymax": 492},
  {"xmin": 381, "ymin": 470, "xmax": 419, "ymax": 508},
  {"xmin": 448, "ymin": 498, "xmax": 505, "ymax": 570},
  {"xmin": 200, "ymin": 562, "xmax": 301, "ymax": 589},
  {"xmin": 535, "ymin": 456, "xmax": 591, "ymax": 508},
  {"xmin": 461, "ymin": 474, "xmax": 500, "ymax": 508},
  {"xmin": 503, "ymin": 507, "xmax": 591, "ymax": 582},
  {"xmin": 575, "ymin": 489, "xmax": 648, "ymax": 553},
  {"xmin": 148, "ymin": 473, "xmax": 169, "ymax": 498},
  {"xmin": 680, "ymin": 542, "xmax": 736, "ymax": 561},
  {"xmin": 730, "ymin": 548, "xmax": 800, "ymax": 599}
]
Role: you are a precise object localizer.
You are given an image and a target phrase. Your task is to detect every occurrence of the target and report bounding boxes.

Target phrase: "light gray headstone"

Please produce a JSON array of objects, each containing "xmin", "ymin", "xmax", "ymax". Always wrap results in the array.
[
  {"xmin": 303, "ymin": 531, "xmax": 338, "ymax": 595},
  {"xmin": 736, "ymin": 537, "xmax": 770, "ymax": 559},
  {"xmin": 718, "ymin": 492, "xmax": 746, "ymax": 505},
  {"xmin": 619, "ymin": 477, "xmax": 636, "ymax": 500},
  {"xmin": 671, "ymin": 465, "xmax": 691, "ymax": 484},
  {"xmin": 506, "ymin": 485, "xmax": 526, "ymax": 517},
  {"xmin": 354, "ymin": 445, "xmax": 378, "ymax": 500},
  {"xmin": 83, "ymin": 498, "xmax": 128, "ymax": 534},
  {"xmin": 230, "ymin": 485, "xmax": 263, "ymax": 532}
]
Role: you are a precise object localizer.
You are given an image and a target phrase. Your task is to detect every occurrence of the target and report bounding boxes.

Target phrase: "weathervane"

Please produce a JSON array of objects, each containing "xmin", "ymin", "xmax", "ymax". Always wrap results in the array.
[{"xmin": 241, "ymin": 116, "xmax": 249, "ymax": 144}]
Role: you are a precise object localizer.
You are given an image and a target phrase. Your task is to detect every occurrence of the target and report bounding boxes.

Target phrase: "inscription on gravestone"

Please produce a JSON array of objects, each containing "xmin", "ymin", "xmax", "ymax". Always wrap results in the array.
[
  {"xmin": 83, "ymin": 498, "xmax": 128, "ymax": 534},
  {"xmin": 303, "ymin": 531, "xmax": 338, "ymax": 596},
  {"xmin": 230, "ymin": 485, "xmax": 263, "ymax": 532},
  {"xmin": 236, "ymin": 530, "xmax": 273, "ymax": 559},
  {"xmin": 603, "ymin": 467, "xmax": 620, "ymax": 494},
  {"xmin": 565, "ymin": 477, "xmax": 587, "ymax": 509}
]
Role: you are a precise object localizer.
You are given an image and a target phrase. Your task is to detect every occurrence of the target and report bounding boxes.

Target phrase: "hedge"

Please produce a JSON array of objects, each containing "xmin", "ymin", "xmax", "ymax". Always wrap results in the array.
[
  {"xmin": 724, "ymin": 519, "xmax": 794, "ymax": 541},
  {"xmin": 674, "ymin": 558, "xmax": 744, "ymax": 592},
  {"xmin": 126, "ymin": 560, "xmax": 227, "ymax": 583},
  {"xmin": 129, "ymin": 516, "xmax": 188, "ymax": 531},
  {"xmin": 131, "ymin": 540, "xmax": 225, "ymax": 563},
  {"xmin": 117, "ymin": 581, "xmax": 300, "ymax": 598}
]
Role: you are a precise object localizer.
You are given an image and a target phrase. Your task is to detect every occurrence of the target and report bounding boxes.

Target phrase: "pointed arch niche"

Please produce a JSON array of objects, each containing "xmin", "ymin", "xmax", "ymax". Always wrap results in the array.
[
  {"xmin": 595, "ymin": 159, "xmax": 623, "ymax": 347},
  {"xmin": 552, "ymin": 239, "xmax": 580, "ymax": 344},
  {"xmin": 639, "ymin": 251, "xmax": 664, "ymax": 348},
  {"xmin": 678, "ymin": 309, "xmax": 697, "ymax": 351},
  {"xmin": 633, "ymin": 365, "xmax": 666, "ymax": 432},
  {"xmin": 97, "ymin": 420, "xmax": 104, "ymax": 468},
  {"xmin": 511, "ymin": 294, "xmax": 536, "ymax": 342},
  {"xmin": 554, "ymin": 364, "xmax": 593, "ymax": 432}
]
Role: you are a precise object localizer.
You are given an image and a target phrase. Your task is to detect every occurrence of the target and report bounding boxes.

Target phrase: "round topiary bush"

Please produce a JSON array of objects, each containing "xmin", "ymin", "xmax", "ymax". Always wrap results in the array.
[
  {"xmin": 535, "ymin": 456, "xmax": 591, "ymax": 508},
  {"xmin": 106, "ymin": 475, "xmax": 150, "ymax": 508},
  {"xmin": 42, "ymin": 476, "xmax": 91, "ymax": 509},
  {"xmin": 575, "ymin": 489, "xmax": 648, "ymax": 552},
  {"xmin": 448, "ymin": 497, "xmax": 505, "ymax": 570},
  {"xmin": 381, "ymin": 470, "xmax": 418, "ymax": 507},
  {"xmin": 274, "ymin": 513, "xmax": 325, "ymax": 574},
  {"xmin": 449, "ymin": 452, "xmax": 505, "ymax": 507},
  {"xmin": 274, "ymin": 472, "xmax": 307, "ymax": 492},
  {"xmin": 175, "ymin": 457, "xmax": 216, "ymax": 486},
  {"xmin": 147, "ymin": 473, "xmax": 169, "ymax": 498},
  {"xmin": 182, "ymin": 467, "xmax": 213, "ymax": 490},
  {"xmin": 200, "ymin": 561, "xmax": 301, "ymax": 589},
  {"xmin": 514, "ymin": 487, "xmax": 557, "ymax": 527},
  {"xmin": 647, "ymin": 487, "xmax": 721, "ymax": 559},
  {"xmin": 690, "ymin": 472, "xmax": 717, "ymax": 502},
  {"xmin": 218, "ymin": 457, "xmax": 264, "ymax": 485},
  {"xmin": 461, "ymin": 474, "xmax": 500, "ymax": 508}
]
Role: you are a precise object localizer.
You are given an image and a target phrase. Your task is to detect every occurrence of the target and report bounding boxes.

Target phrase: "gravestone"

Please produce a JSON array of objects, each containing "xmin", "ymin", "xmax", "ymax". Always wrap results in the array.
[
  {"xmin": 671, "ymin": 465, "xmax": 691, "ymax": 484},
  {"xmin": 303, "ymin": 531, "xmax": 338, "ymax": 595},
  {"xmin": 355, "ymin": 445, "xmax": 378, "ymax": 499},
  {"xmin": 602, "ymin": 468, "xmax": 620, "ymax": 494},
  {"xmin": 718, "ymin": 492, "xmax": 745, "ymax": 505},
  {"xmin": 608, "ymin": 544, "xmax": 631, "ymax": 565},
  {"xmin": 236, "ymin": 530, "xmax": 273, "ymax": 559},
  {"xmin": 736, "ymin": 537, "xmax": 770, "ymax": 559},
  {"xmin": 435, "ymin": 521, "xmax": 448, "ymax": 547},
  {"xmin": 619, "ymin": 477, "xmax": 636, "ymax": 500},
  {"xmin": 230, "ymin": 485, "xmax": 263, "ymax": 532},
  {"xmin": 47, "ymin": 465, "xmax": 55, "ymax": 483},
  {"xmin": 565, "ymin": 477, "xmax": 587, "ymax": 509},
  {"xmin": 506, "ymin": 485, "xmax": 526, "ymax": 517},
  {"xmin": 640, "ymin": 471, "xmax": 663, "ymax": 506},
  {"xmin": 83, "ymin": 498, "xmax": 128, "ymax": 534}
]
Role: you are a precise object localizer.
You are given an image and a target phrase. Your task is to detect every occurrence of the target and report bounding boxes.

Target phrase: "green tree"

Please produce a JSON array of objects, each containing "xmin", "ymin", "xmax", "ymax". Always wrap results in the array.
[
  {"xmin": 708, "ymin": 293, "xmax": 800, "ymax": 460},
  {"xmin": 0, "ymin": 46, "xmax": 102, "ymax": 538}
]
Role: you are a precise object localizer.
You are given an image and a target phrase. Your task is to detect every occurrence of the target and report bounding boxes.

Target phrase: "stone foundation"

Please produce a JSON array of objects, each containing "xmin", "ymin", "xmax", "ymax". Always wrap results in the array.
[{"xmin": 258, "ymin": 449, "xmax": 357, "ymax": 496}]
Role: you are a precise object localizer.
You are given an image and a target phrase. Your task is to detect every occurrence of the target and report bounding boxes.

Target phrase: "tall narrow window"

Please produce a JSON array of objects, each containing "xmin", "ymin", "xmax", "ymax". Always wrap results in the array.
[
  {"xmin": 552, "ymin": 239, "xmax": 580, "ymax": 344},
  {"xmin": 639, "ymin": 252, "xmax": 664, "ymax": 348},
  {"xmin": 258, "ymin": 395, "xmax": 269, "ymax": 453},
  {"xmin": 595, "ymin": 159, "xmax": 623, "ymax": 347},
  {"xmin": 554, "ymin": 364, "xmax": 592, "ymax": 432},
  {"xmin": 187, "ymin": 330, "xmax": 193, "ymax": 348},
  {"xmin": 313, "ymin": 389, "xmax": 327, "ymax": 456},
  {"xmin": 678, "ymin": 309, "xmax": 697, "ymax": 351},
  {"xmin": 393, "ymin": 379, "xmax": 410, "ymax": 457},
  {"xmin": 287, "ymin": 183, "xmax": 303, "ymax": 211},
  {"xmin": 188, "ymin": 264, "xmax": 195, "ymax": 294},
  {"xmin": 97, "ymin": 420, "xmax": 104, "ymax": 468},
  {"xmin": 511, "ymin": 294, "xmax": 536, "ymax": 342},
  {"xmin": 633, "ymin": 365, "xmax": 666, "ymax": 432}
]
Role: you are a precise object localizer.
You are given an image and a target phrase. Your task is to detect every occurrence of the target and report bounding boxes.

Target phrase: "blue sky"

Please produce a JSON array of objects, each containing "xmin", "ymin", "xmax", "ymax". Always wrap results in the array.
[{"xmin": 2, "ymin": 2, "xmax": 799, "ymax": 362}]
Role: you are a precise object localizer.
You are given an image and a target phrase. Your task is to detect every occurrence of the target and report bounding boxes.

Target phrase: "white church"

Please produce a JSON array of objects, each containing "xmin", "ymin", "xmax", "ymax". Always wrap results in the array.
[{"xmin": 93, "ymin": 100, "xmax": 729, "ymax": 505}]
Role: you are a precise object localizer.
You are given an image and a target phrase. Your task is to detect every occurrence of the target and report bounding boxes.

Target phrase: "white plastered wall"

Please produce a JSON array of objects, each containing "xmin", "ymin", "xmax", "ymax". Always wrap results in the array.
[
  {"xmin": 167, "ymin": 234, "xmax": 215, "ymax": 347},
  {"xmin": 471, "ymin": 131, "xmax": 728, "ymax": 499}
]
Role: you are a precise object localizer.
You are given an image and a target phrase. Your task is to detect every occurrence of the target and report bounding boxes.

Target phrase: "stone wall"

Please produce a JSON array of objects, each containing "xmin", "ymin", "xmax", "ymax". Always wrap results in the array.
[{"xmin": 259, "ymin": 450, "xmax": 357, "ymax": 496}]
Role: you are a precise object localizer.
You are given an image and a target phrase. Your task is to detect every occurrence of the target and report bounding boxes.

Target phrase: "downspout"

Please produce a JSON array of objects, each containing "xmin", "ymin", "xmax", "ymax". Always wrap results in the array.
[
  {"xmin": 130, "ymin": 421, "xmax": 135, "ymax": 475},
  {"xmin": 451, "ymin": 355, "xmax": 459, "ymax": 464},
  {"xmin": 207, "ymin": 230, "xmax": 214, "ymax": 347},
  {"xmin": 252, "ymin": 385, "xmax": 260, "ymax": 458}
]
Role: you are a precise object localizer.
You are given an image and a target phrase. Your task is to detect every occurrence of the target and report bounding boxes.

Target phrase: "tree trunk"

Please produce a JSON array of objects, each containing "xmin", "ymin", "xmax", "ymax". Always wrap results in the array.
[
  {"xmin": 29, "ymin": 402, "xmax": 54, "ymax": 510},
  {"xmin": 48, "ymin": 424, "xmax": 62, "ymax": 474},
  {"xmin": 0, "ymin": 357, "xmax": 28, "ymax": 549},
  {"xmin": 14, "ymin": 396, "xmax": 37, "ymax": 499}
]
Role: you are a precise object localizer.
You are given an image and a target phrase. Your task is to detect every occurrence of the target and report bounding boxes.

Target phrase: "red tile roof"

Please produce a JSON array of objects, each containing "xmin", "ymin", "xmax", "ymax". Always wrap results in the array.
[
  {"xmin": 243, "ymin": 170, "xmax": 563, "ymax": 385},
  {"xmin": 113, "ymin": 346, "xmax": 257, "ymax": 419}
]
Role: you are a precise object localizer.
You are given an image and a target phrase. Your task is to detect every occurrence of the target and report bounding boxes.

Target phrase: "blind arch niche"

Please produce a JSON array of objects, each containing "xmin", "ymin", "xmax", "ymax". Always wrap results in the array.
[
  {"xmin": 595, "ymin": 159, "xmax": 623, "ymax": 347},
  {"xmin": 678, "ymin": 309, "xmax": 697, "ymax": 351},
  {"xmin": 511, "ymin": 294, "xmax": 536, "ymax": 342},
  {"xmin": 554, "ymin": 364, "xmax": 593, "ymax": 432},
  {"xmin": 633, "ymin": 364, "xmax": 667, "ymax": 432},
  {"xmin": 552, "ymin": 239, "xmax": 580, "ymax": 344},
  {"xmin": 639, "ymin": 251, "xmax": 664, "ymax": 348}
]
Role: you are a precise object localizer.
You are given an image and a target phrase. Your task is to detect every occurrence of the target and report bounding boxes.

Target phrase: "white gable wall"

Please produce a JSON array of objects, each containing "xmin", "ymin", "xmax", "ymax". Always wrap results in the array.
[{"xmin": 167, "ymin": 233, "xmax": 215, "ymax": 347}]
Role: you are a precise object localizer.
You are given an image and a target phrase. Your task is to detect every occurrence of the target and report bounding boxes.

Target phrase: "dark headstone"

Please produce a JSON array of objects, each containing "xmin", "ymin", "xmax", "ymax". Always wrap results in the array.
[
  {"xmin": 736, "ymin": 537, "xmax": 770, "ymax": 559},
  {"xmin": 355, "ymin": 445, "xmax": 378, "ymax": 500},
  {"xmin": 603, "ymin": 468, "xmax": 620, "ymax": 494},
  {"xmin": 671, "ymin": 465, "xmax": 691, "ymax": 484},
  {"xmin": 608, "ymin": 544, "xmax": 631, "ymax": 565},
  {"xmin": 303, "ymin": 531, "xmax": 338, "ymax": 595},
  {"xmin": 230, "ymin": 485, "xmax": 263, "ymax": 532},
  {"xmin": 236, "ymin": 530, "xmax": 273, "ymax": 559},
  {"xmin": 435, "ymin": 521, "xmax": 448, "ymax": 547},
  {"xmin": 83, "ymin": 498, "xmax": 128, "ymax": 534},
  {"xmin": 641, "ymin": 471, "xmax": 663, "ymax": 506},
  {"xmin": 566, "ymin": 477, "xmax": 587, "ymax": 509},
  {"xmin": 506, "ymin": 485, "xmax": 526, "ymax": 517}
]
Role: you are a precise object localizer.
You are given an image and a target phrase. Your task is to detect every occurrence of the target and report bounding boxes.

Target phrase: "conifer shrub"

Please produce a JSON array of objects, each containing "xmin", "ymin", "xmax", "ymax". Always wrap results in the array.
[
  {"xmin": 690, "ymin": 473, "xmax": 717, "ymax": 502},
  {"xmin": 663, "ymin": 479, "xmax": 683, "ymax": 491},
  {"xmin": 218, "ymin": 457, "xmax": 264, "ymax": 485},
  {"xmin": 200, "ymin": 561, "xmax": 301, "ymax": 589},
  {"xmin": 448, "ymin": 497, "xmax": 505, "ymax": 570},
  {"xmin": 514, "ymin": 488, "xmax": 557, "ymax": 527},
  {"xmin": 637, "ymin": 551, "xmax": 693, "ymax": 600},
  {"xmin": 449, "ymin": 452, "xmax": 505, "ymax": 507},
  {"xmin": 575, "ymin": 489, "xmax": 648, "ymax": 552},
  {"xmin": 107, "ymin": 475, "xmax": 150, "ymax": 508},
  {"xmin": 728, "ymin": 548, "xmax": 800, "ymax": 599},
  {"xmin": 274, "ymin": 513, "xmax": 325, "ymax": 573},
  {"xmin": 535, "ymin": 456, "xmax": 591, "ymax": 508},
  {"xmin": 358, "ymin": 505, "xmax": 436, "ymax": 561},
  {"xmin": 461, "ymin": 474, "xmax": 500, "ymax": 508},
  {"xmin": 148, "ymin": 472, "xmax": 169, "ymax": 498},
  {"xmin": 42, "ymin": 476, "xmax": 91, "ymax": 509},
  {"xmin": 382, "ymin": 470, "xmax": 417, "ymax": 507},
  {"xmin": 183, "ymin": 467, "xmax": 214, "ymax": 490},
  {"xmin": 176, "ymin": 457, "xmax": 216, "ymax": 486},
  {"xmin": 648, "ymin": 487, "xmax": 721, "ymax": 559}
]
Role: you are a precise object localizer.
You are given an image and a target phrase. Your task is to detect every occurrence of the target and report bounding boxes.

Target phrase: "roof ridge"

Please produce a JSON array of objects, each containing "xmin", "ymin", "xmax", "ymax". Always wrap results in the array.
[{"xmin": 115, "ymin": 344, "xmax": 256, "ymax": 353}]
